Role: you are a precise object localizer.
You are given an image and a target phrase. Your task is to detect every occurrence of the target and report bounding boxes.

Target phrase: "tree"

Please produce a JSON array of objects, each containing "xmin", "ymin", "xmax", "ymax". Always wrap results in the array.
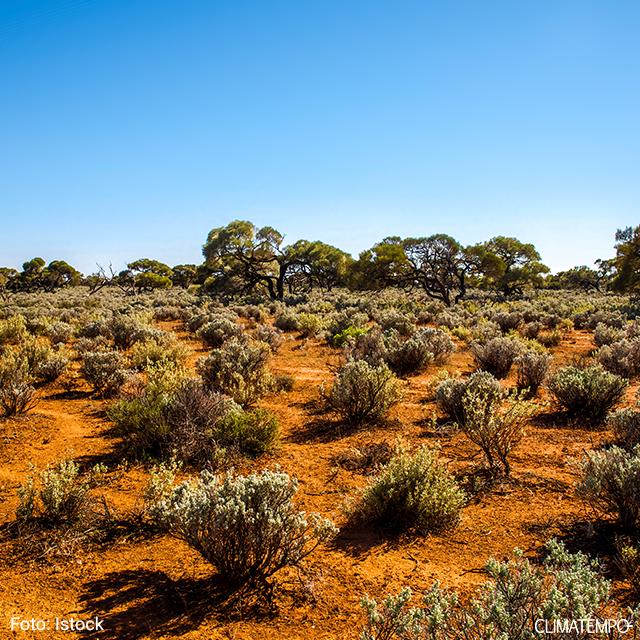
[
  {"xmin": 126, "ymin": 258, "xmax": 173, "ymax": 293},
  {"xmin": 202, "ymin": 220, "xmax": 332, "ymax": 300},
  {"xmin": 41, "ymin": 260, "xmax": 82, "ymax": 291},
  {"xmin": 473, "ymin": 236, "xmax": 549, "ymax": 295},
  {"xmin": 0, "ymin": 267, "xmax": 18, "ymax": 299},
  {"xmin": 547, "ymin": 265, "xmax": 603, "ymax": 291},
  {"xmin": 171, "ymin": 264, "xmax": 197, "ymax": 289},
  {"xmin": 611, "ymin": 225, "xmax": 640, "ymax": 294},
  {"xmin": 350, "ymin": 237, "xmax": 410, "ymax": 290}
]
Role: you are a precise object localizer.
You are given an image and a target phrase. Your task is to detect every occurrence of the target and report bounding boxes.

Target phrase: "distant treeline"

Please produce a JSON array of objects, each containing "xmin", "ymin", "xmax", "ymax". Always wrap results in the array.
[{"xmin": 1, "ymin": 221, "xmax": 636, "ymax": 304}]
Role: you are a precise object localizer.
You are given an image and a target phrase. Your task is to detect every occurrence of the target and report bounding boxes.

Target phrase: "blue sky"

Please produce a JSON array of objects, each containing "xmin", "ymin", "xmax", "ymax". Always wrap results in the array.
[{"xmin": 1, "ymin": 0, "xmax": 638, "ymax": 274}]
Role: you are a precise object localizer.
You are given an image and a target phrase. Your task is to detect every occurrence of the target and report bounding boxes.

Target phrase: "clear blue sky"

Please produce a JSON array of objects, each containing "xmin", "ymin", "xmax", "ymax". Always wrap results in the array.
[{"xmin": 1, "ymin": 0, "xmax": 638, "ymax": 274}]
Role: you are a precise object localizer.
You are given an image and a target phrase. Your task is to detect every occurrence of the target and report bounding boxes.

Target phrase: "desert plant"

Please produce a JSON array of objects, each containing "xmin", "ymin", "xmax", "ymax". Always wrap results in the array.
[
  {"xmin": 163, "ymin": 379, "xmax": 238, "ymax": 466},
  {"xmin": 471, "ymin": 337, "xmax": 519, "ymax": 379},
  {"xmin": 325, "ymin": 360, "xmax": 401, "ymax": 425},
  {"xmin": 17, "ymin": 460, "xmax": 93, "ymax": 525},
  {"xmin": 547, "ymin": 365, "xmax": 627, "ymax": 425},
  {"xmin": 196, "ymin": 317, "xmax": 243, "ymax": 348},
  {"xmin": 537, "ymin": 330, "xmax": 562, "ymax": 348},
  {"xmin": 197, "ymin": 339, "xmax": 272, "ymax": 407},
  {"xmin": 217, "ymin": 408, "xmax": 279, "ymax": 457},
  {"xmin": 435, "ymin": 371, "xmax": 503, "ymax": 425},
  {"xmin": 578, "ymin": 445, "xmax": 640, "ymax": 530},
  {"xmin": 384, "ymin": 332, "xmax": 434, "ymax": 377},
  {"xmin": 129, "ymin": 335, "xmax": 188, "ymax": 370},
  {"xmin": 254, "ymin": 324, "xmax": 283, "ymax": 352},
  {"xmin": 359, "ymin": 540, "xmax": 615, "ymax": 640},
  {"xmin": 598, "ymin": 338, "xmax": 640, "ymax": 378},
  {"xmin": 353, "ymin": 446, "xmax": 465, "ymax": 535},
  {"xmin": 514, "ymin": 349, "xmax": 551, "ymax": 396},
  {"xmin": 0, "ymin": 352, "xmax": 37, "ymax": 416},
  {"xmin": 459, "ymin": 388, "xmax": 533, "ymax": 476},
  {"xmin": 296, "ymin": 312, "xmax": 324, "ymax": 337},
  {"xmin": 80, "ymin": 350, "xmax": 130, "ymax": 396},
  {"xmin": 149, "ymin": 469, "xmax": 337, "ymax": 587},
  {"xmin": 594, "ymin": 323, "xmax": 625, "ymax": 347},
  {"xmin": 609, "ymin": 408, "xmax": 640, "ymax": 450}
]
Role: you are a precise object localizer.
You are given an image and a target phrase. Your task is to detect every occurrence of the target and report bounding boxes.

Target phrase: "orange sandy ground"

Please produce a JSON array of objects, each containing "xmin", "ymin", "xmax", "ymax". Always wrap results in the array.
[{"xmin": 0, "ymin": 324, "xmax": 632, "ymax": 639}]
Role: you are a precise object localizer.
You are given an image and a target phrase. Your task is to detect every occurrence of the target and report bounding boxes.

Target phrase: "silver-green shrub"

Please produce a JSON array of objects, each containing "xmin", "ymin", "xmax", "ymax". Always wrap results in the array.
[{"xmin": 149, "ymin": 469, "xmax": 337, "ymax": 587}]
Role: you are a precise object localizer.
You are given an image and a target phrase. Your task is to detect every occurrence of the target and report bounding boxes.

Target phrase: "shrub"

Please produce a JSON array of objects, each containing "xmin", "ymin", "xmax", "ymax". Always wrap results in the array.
[
  {"xmin": 0, "ymin": 315, "xmax": 28, "ymax": 346},
  {"xmin": 435, "ymin": 371, "xmax": 503, "ymax": 425},
  {"xmin": 0, "ymin": 352, "xmax": 36, "ymax": 416},
  {"xmin": 384, "ymin": 332, "xmax": 434, "ymax": 377},
  {"xmin": 349, "ymin": 329, "xmax": 388, "ymax": 367},
  {"xmin": 325, "ymin": 360, "xmax": 401, "ymax": 425},
  {"xmin": 218, "ymin": 408, "xmax": 279, "ymax": 457},
  {"xmin": 416, "ymin": 328, "xmax": 455, "ymax": 364},
  {"xmin": 578, "ymin": 445, "xmax": 640, "ymax": 530},
  {"xmin": 196, "ymin": 318, "xmax": 243, "ymax": 348},
  {"xmin": 333, "ymin": 441, "xmax": 394, "ymax": 474},
  {"xmin": 514, "ymin": 349, "xmax": 551, "ymax": 396},
  {"xmin": 594, "ymin": 323, "xmax": 625, "ymax": 347},
  {"xmin": 274, "ymin": 311, "xmax": 299, "ymax": 332},
  {"xmin": 359, "ymin": 540, "xmax": 613, "ymax": 640},
  {"xmin": 163, "ymin": 379, "xmax": 238, "ymax": 466},
  {"xmin": 333, "ymin": 325, "xmax": 369, "ymax": 348},
  {"xmin": 296, "ymin": 312, "xmax": 324, "ymax": 338},
  {"xmin": 129, "ymin": 335, "xmax": 188, "ymax": 370},
  {"xmin": 609, "ymin": 408, "xmax": 640, "ymax": 450},
  {"xmin": 17, "ymin": 460, "xmax": 93, "ymax": 525},
  {"xmin": 107, "ymin": 362, "xmax": 187, "ymax": 457},
  {"xmin": 353, "ymin": 446, "xmax": 465, "ymax": 534},
  {"xmin": 520, "ymin": 320, "xmax": 543, "ymax": 339},
  {"xmin": 598, "ymin": 338, "xmax": 640, "ymax": 378},
  {"xmin": 471, "ymin": 337, "xmax": 519, "ymax": 379},
  {"xmin": 80, "ymin": 350, "xmax": 130, "ymax": 397},
  {"xmin": 537, "ymin": 330, "xmax": 562, "ymax": 348},
  {"xmin": 198, "ymin": 339, "xmax": 271, "ymax": 407},
  {"xmin": 547, "ymin": 366, "xmax": 627, "ymax": 425},
  {"xmin": 254, "ymin": 324, "xmax": 283, "ymax": 353},
  {"xmin": 493, "ymin": 311, "xmax": 522, "ymax": 333},
  {"xmin": 459, "ymin": 388, "xmax": 533, "ymax": 476},
  {"xmin": 149, "ymin": 469, "xmax": 337, "ymax": 587},
  {"xmin": 374, "ymin": 309, "xmax": 415, "ymax": 336},
  {"xmin": 109, "ymin": 314, "xmax": 158, "ymax": 350}
]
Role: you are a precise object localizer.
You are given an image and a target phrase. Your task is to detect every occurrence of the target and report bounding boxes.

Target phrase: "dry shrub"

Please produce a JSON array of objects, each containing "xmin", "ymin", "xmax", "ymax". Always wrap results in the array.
[{"xmin": 471, "ymin": 337, "xmax": 519, "ymax": 379}]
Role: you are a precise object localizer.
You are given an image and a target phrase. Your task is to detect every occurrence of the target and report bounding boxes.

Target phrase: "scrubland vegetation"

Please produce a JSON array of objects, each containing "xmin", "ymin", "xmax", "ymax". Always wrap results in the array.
[{"xmin": 2, "ymin": 222, "xmax": 640, "ymax": 638}]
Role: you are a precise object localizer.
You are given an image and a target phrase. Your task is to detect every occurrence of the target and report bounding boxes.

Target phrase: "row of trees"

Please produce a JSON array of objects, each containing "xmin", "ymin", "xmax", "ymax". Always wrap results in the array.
[{"xmin": 1, "ymin": 220, "xmax": 636, "ymax": 303}]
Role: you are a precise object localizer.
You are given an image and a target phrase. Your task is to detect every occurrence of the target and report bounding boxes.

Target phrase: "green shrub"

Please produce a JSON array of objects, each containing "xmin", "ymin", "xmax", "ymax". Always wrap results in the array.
[
  {"xmin": 547, "ymin": 365, "xmax": 627, "ymax": 425},
  {"xmin": 0, "ymin": 352, "xmax": 36, "ymax": 416},
  {"xmin": 598, "ymin": 338, "xmax": 640, "ymax": 378},
  {"xmin": 333, "ymin": 325, "xmax": 369, "ymax": 347},
  {"xmin": 148, "ymin": 469, "xmax": 337, "ymax": 587},
  {"xmin": 17, "ymin": 460, "xmax": 94, "ymax": 525},
  {"xmin": 129, "ymin": 335, "xmax": 188, "ymax": 370},
  {"xmin": 218, "ymin": 408, "xmax": 279, "ymax": 457},
  {"xmin": 459, "ymin": 388, "xmax": 533, "ymax": 476},
  {"xmin": 196, "ymin": 318, "xmax": 243, "ymax": 348},
  {"xmin": 435, "ymin": 371, "xmax": 503, "ymax": 425},
  {"xmin": 197, "ymin": 339, "xmax": 271, "ymax": 407},
  {"xmin": 471, "ymin": 337, "xmax": 519, "ymax": 379},
  {"xmin": 0, "ymin": 315, "xmax": 28, "ymax": 346},
  {"xmin": 384, "ymin": 332, "xmax": 434, "ymax": 377},
  {"xmin": 578, "ymin": 445, "xmax": 640, "ymax": 530},
  {"xmin": 609, "ymin": 408, "xmax": 640, "ymax": 450},
  {"xmin": 296, "ymin": 312, "xmax": 324, "ymax": 337},
  {"xmin": 325, "ymin": 360, "xmax": 401, "ymax": 425},
  {"xmin": 514, "ymin": 349, "xmax": 551, "ymax": 396},
  {"xmin": 359, "ymin": 540, "xmax": 613, "ymax": 640},
  {"xmin": 81, "ymin": 350, "xmax": 130, "ymax": 397},
  {"xmin": 354, "ymin": 446, "xmax": 465, "ymax": 534}
]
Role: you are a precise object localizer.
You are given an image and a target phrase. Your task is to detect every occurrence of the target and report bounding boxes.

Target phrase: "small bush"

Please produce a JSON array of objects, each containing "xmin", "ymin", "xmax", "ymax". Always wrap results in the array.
[
  {"xmin": 325, "ymin": 360, "xmax": 401, "ymax": 425},
  {"xmin": 0, "ymin": 315, "xmax": 28, "ymax": 346},
  {"xmin": 81, "ymin": 350, "xmax": 130, "ymax": 397},
  {"xmin": 109, "ymin": 314, "xmax": 159, "ymax": 350},
  {"xmin": 353, "ymin": 446, "xmax": 465, "ymax": 534},
  {"xmin": 578, "ymin": 445, "xmax": 640, "ymax": 530},
  {"xmin": 537, "ymin": 330, "xmax": 562, "ymax": 348},
  {"xmin": 594, "ymin": 323, "xmax": 625, "ymax": 347},
  {"xmin": 198, "ymin": 339, "xmax": 271, "ymax": 407},
  {"xmin": 384, "ymin": 332, "xmax": 434, "ymax": 377},
  {"xmin": 471, "ymin": 337, "xmax": 519, "ymax": 379},
  {"xmin": 218, "ymin": 408, "xmax": 279, "ymax": 457},
  {"xmin": 148, "ymin": 469, "xmax": 337, "ymax": 587},
  {"xmin": 196, "ymin": 318, "xmax": 243, "ymax": 348},
  {"xmin": 435, "ymin": 371, "xmax": 503, "ymax": 425},
  {"xmin": 333, "ymin": 325, "xmax": 369, "ymax": 348},
  {"xmin": 17, "ymin": 460, "xmax": 93, "ymax": 525},
  {"xmin": 254, "ymin": 324, "xmax": 283, "ymax": 353},
  {"xmin": 0, "ymin": 352, "xmax": 36, "ymax": 416},
  {"xmin": 514, "ymin": 349, "xmax": 551, "ymax": 396},
  {"xmin": 609, "ymin": 408, "xmax": 640, "ymax": 450},
  {"xmin": 163, "ymin": 379, "xmax": 238, "ymax": 466},
  {"xmin": 129, "ymin": 335, "xmax": 188, "ymax": 370},
  {"xmin": 359, "ymin": 540, "xmax": 612, "ymax": 640},
  {"xmin": 296, "ymin": 312, "xmax": 324, "ymax": 338},
  {"xmin": 107, "ymin": 362, "xmax": 187, "ymax": 457},
  {"xmin": 598, "ymin": 338, "xmax": 640, "ymax": 378},
  {"xmin": 333, "ymin": 442, "xmax": 394, "ymax": 474},
  {"xmin": 547, "ymin": 365, "xmax": 627, "ymax": 425},
  {"xmin": 459, "ymin": 388, "xmax": 533, "ymax": 476}
]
